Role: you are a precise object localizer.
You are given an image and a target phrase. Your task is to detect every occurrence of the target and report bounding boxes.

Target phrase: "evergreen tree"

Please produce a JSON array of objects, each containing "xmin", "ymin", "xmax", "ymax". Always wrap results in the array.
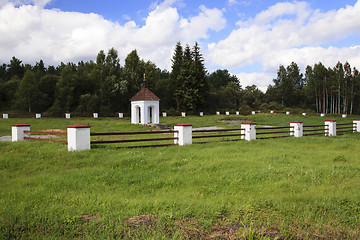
[
  {"xmin": 177, "ymin": 45, "xmax": 195, "ymax": 111},
  {"xmin": 191, "ymin": 42, "xmax": 208, "ymax": 111},
  {"xmin": 170, "ymin": 42, "xmax": 183, "ymax": 110}
]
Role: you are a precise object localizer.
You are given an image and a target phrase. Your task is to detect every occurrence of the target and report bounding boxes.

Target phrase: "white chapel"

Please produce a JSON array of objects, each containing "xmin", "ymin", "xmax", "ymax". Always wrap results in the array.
[{"xmin": 130, "ymin": 77, "xmax": 160, "ymax": 125}]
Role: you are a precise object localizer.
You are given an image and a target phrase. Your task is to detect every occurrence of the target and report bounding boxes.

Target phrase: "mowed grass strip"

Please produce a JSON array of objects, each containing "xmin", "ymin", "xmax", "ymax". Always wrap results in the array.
[{"xmin": 1, "ymin": 128, "xmax": 360, "ymax": 239}]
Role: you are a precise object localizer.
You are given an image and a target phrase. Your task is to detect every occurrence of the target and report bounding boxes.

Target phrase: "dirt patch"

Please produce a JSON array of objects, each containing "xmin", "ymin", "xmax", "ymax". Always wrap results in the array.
[
  {"xmin": 43, "ymin": 129, "xmax": 66, "ymax": 134},
  {"xmin": 0, "ymin": 136, "xmax": 11, "ymax": 142},
  {"xmin": 172, "ymin": 218, "xmax": 206, "ymax": 239},
  {"xmin": 80, "ymin": 214, "xmax": 97, "ymax": 222},
  {"xmin": 262, "ymin": 226, "xmax": 285, "ymax": 239},
  {"xmin": 123, "ymin": 215, "xmax": 158, "ymax": 229},
  {"xmin": 210, "ymin": 223, "xmax": 242, "ymax": 239}
]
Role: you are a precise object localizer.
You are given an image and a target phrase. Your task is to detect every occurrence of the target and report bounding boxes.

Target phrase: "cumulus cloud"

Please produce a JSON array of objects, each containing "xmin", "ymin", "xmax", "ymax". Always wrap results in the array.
[
  {"xmin": 208, "ymin": 0, "xmax": 360, "ymax": 90},
  {"xmin": 0, "ymin": 0, "xmax": 52, "ymax": 8},
  {"xmin": 237, "ymin": 72, "xmax": 274, "ymax": 92},
  {"xmin": 0, "ymin": 1, "xmax": 226, "ymax": 69}
]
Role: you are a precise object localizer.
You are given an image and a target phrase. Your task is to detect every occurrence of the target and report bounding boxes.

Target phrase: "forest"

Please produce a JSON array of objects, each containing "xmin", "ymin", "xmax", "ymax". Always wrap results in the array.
[{"xmin": 1, "ymin": 42, "xmax": 359, "ymax": 115}]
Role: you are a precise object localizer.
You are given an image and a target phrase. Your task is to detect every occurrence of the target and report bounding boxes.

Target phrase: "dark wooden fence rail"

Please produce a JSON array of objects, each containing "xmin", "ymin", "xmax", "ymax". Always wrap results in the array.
[
  {"xmin": 192, "ymin": 128, "xmax": 245, "ymax": 144},
  {"xmin": 256, "ymin": 126, "xmax": 294, "ymax": 139},
  {"xmin": 90, "ymin": 130, "xmax": 178, "ymax": 148},
  {"xmin": 337, "ymin": 123, "xmax": 355, "ymax": 134},
  {"xmin": 303, "ymin": 124, "xmax": 325, "ymax": 136},
  {"xmin": 23, "ymin": 130, "xmax": 67, "ymax": 143}
]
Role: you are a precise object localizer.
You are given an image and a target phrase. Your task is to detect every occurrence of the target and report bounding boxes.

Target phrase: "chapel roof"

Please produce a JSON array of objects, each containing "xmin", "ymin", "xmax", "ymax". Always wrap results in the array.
[{"xmin": 130, "ymin": 81, "xmax": 160, "ymax": 101}]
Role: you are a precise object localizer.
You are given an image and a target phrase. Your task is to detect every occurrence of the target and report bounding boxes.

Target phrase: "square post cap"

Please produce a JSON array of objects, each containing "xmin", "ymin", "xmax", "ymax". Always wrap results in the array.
[
  {"xmin": 67, "ymin": 124, "xmax": 91, "ymax": 128},
  {"xmin": 174, "ymin": 124, "xmax": 192, "ymax": 127},
  {"xmin": 12, "ymin": 124, "xmax": 30, "ymax": 127}
]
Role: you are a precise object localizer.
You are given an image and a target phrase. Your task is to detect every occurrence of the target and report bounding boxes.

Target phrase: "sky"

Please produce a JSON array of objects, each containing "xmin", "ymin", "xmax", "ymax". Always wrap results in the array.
[{"xmin": 1, "ymin": 0, "xmax": 360, "ymax": 91}]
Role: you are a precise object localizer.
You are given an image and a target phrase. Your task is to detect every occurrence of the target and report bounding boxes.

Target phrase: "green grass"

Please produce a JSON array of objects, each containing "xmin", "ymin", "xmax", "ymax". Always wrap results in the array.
[{"xmin": 1, "ymin": 115, "xmax": 360, "ymax": 239}]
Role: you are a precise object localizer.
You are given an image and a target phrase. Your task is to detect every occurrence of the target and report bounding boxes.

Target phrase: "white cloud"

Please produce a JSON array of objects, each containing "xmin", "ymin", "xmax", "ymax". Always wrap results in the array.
[
  {"xmin": 0, "ymin": 0, "xmax": 52, "ymax": 8},
  {"xmin": 0, "ymin": 1, "xmax": 226, "ymax": 69},
  {"xmin": 237, "ymin": 72, "xmax": 274, "ymax": 92},
  {"xmin": 208, "ymin": 0, "xmax": 360, "ymax": 84}
]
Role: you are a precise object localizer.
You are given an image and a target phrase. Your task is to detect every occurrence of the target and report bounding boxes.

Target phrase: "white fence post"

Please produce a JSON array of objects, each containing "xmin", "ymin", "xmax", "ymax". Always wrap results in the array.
[
  {"xmin": 174, "ymin": 124, "xmax": 192, "ymax": 146},
  {"xmin": 65, "ymin": 113, "xmax": 71, "ymax": 119},
  {"xmin": 325, "ymin": 120, "xmax": 336, "ymax": 136},
  {"xmin": 36, "ymin": 113, "xmax": 41, "ymax": 119},
  {"xmin": 236, "ymin": 111, "xmax": 239, "ymax": 115},
  {"xmin": 290, "ymin": 121, "xmax": 303, "ymax": 137},
  {"xmin": 200, "ymin": 112, "xmax": 204, "ymax": 116},
  {"xmin": 11, "ymin": 124, "xmax": 30, "ymax": 142},
  {"xmin": 93, "ymin": 113, "xmax": 98, "ymax": 118},
  {"xmin": 119, "ymin": 112, "xmax": 124, "ymax": 118},
  {"xmin": 162, "ymin": 112, "xmax": 167, "ymax": 117},
  {"xmin": 251, "ymin": 111, "xmax": 256, "ymax": 115},
  {"xmin": 67, "ymin": 125, "xmax": 91, "ymax": 151},
  {"xmin": 3, "ymin": 113, "xmax": 8, "ymax": 119},
  {"xmin": 241, "ymin": 122, "xmax": 256, "ymax": 141},
  {"xmin": 286, "ymin": 111, "xmax": 290, "ymax": 115},
  {"xmin": 216, "ymin": 111, "xmax": 220, "ymax": 115},
  {"xmin": 353, "ymin": 119, "xmax": 360, "ymax": 132},
  {"xmin": 181, "ymin": 112, "xmax": 186, "ymax": 117},
  {"xmin": 226, "ymin": 111, "xmax": 230, "ymax": 115}
]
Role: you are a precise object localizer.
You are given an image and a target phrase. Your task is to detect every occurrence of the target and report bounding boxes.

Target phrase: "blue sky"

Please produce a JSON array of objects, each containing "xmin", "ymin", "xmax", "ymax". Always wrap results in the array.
[{"xmin": 1, "ymin": 0, "xmax": 360, "ymax": 90}]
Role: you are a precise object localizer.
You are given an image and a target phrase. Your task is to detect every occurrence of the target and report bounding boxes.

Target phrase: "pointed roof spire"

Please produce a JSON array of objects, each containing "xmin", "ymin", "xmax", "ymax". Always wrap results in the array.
[
  {"xmin": 130, "ymin": 73, "xmax": 160, "ymax": 101},
  {"xmin": 143, "ymin": 73, "xmax": 146, "ymax": 88}
]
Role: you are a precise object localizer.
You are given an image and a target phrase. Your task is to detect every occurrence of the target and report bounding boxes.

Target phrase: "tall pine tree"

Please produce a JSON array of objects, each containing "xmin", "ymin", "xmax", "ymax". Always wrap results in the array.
[{"xmin": 170, "ymin": 42, "xmax": 183, "ymax": 110}]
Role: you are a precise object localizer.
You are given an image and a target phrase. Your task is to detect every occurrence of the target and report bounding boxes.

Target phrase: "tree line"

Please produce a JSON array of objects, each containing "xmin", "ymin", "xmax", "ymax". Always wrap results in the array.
[
  {"xmin": 0, "ymin": 42, "xmax": 359, "ymax": 115},
  {"xmin": 267, "ymin": 61, "xmax": 360, "ymax": 114}
]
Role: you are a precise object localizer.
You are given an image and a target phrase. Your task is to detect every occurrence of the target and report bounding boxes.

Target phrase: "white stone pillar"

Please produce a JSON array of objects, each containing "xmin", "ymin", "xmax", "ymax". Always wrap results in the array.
[
  {"xmin": 251, "ymin": 111, "xmax": 256, "ymax": 115},
  {"xmin": 226, "ymin": 111, "xmax": 230, "ymax": 115},
  {"xmin": 353, "ymin": 119, "xmax": 360, "ymax": 132},
  {"xmin": 140, "ymin": 106, "xmax": 146, "ymax": 124},
  {"xmin": 342, "ymin": 114, "xmax": 347, "ymax": 118},
  {"xmin": 93, "ymin": 113, "xmax": 98, "ymax": 118},
  {"xmin": 3, "ymin": 113, "xmax": 8, "ymax": 119},
  {"xmin": 12, "ymin": 124, "xmax": 30, "ymax": 142},
  {"xmin": 181, "ymin": 112, "xmax": 186, "ymax": 117},
  {"xmin": 200, "ymin": 112, "xmax": 204, "ymax": 116},
  {"xmin": 216, "ymin": 111, "xmax": 220, "ymax": 115},
  {"xmin": 325, "ymin": 120, "xmax": 336, "ymax": 136},
  {"xmin": 174, "ymin": 124, "xmax": 192, "ymax": 146},
  {"xmin": 36, "ymin": 113, "xmax": 41, "ymax": 119},
  {"xmin": 241, "ymin": 122, "xmax": 256, "ymax": 141},
  {"xmin": 65, "ymin": 113, "xmax": 71, "ymax": 119},
  {"xmin": 302, "ymin": 112, "xmax": 306, "ymax": 116},
  {"xmin": 236, "ymin": 111, "xmax": 239, "ymax": 115},
  {"xmin": 290, "ymin": 121, "xmax": 303, "ymax": 137},
  {"xmin": 270, "ymin": 110, "xmax": 274, "ymax": 114},
  {"xmin": 67, "ymin": 125, "xmax": 91, "ymax": 151},
  {"xmin": 320, "ymin": 113, "xmax": 325, "ymax": 117},
  {"xmin": 162, "ymin": 112, "xmax": 167, "ymax": 117},
  {"xmin": 286, "ymin": 111, "xmax": 290, "ymax": 115},
  {"xmin": 119, "ymin": 112, "xmax": 124, "ymax": 118}
]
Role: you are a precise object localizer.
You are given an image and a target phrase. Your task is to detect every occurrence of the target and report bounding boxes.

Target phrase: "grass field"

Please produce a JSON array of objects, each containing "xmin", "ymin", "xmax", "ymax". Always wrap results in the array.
[{"xmin": 1, "ymin": 113, "xmax": 360, "ymax": 239}]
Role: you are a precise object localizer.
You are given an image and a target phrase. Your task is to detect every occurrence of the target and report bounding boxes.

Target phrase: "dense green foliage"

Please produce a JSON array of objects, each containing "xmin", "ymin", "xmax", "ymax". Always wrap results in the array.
[
  {"xmin": 1, "ymin": 115, "xmax": 360, "ymax": 239},
  {"xmin": 267, "ymin": 62, "xmax": 360, "ymax": 114},
  {"xmin": 1, "ymin": 44, "xmax": 360, "ymax": 115}
]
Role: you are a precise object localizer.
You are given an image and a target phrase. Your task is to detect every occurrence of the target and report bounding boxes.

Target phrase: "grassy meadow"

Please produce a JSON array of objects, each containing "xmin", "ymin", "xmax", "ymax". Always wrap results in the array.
[{"xmin": 1, "ymin": 113, "xmax": 360, "ymax": 239}]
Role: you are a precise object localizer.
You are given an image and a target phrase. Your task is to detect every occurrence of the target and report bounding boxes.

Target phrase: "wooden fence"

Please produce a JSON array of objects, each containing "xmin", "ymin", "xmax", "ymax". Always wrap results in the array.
[
  {"xmin": 10, "ymin": 120, "xmax": 360, "ymax": 151},
  {"xmin": 90, "ymin": 130, "xmax": 178, "ymax": 148}
]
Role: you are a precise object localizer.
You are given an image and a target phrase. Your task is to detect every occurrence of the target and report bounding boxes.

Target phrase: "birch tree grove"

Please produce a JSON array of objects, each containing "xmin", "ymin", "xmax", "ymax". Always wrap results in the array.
[{"xmin": 304, "ymin": 61, "xmax": 359, "ymax": 114}]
